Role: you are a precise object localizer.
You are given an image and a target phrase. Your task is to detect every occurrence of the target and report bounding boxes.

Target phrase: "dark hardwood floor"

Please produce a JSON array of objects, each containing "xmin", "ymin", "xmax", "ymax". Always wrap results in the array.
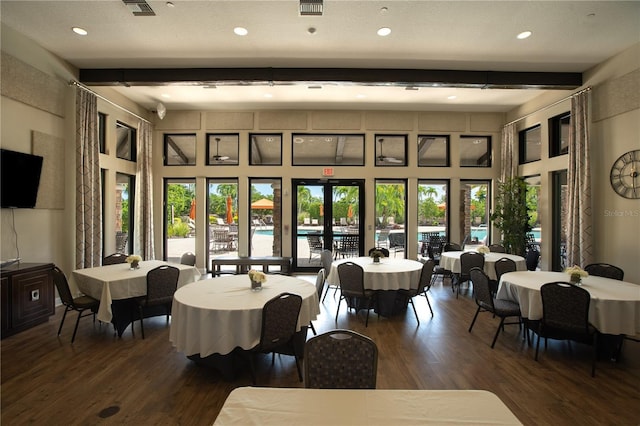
[{"xmin": 2, "ymin": 275, "xmax": 639, "ymax": 425}]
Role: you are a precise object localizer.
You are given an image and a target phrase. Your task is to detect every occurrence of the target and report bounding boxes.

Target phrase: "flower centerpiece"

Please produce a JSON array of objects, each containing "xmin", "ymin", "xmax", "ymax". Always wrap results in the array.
[
  {"xmin": 248, "ymin": 269, "xmax": 267, "ymax": 291},
  {"xmin": 126, "ymin": 254, "xmax": 142, "ymax": 270},
  {"xmin": 477, "ymin": 245, "xmax": 490, "ymax": 255},
  {"xmin": 370, "ymin": 249, "xmax": 386, "ymax": 263},
  {"xmin": 564, "ymin": 265, "xmax": 588, "ymax": 285}
]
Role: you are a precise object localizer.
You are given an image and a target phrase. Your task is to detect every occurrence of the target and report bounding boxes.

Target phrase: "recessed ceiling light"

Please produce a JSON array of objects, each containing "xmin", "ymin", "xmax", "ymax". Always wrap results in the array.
[
  {"xmin": 307, "ymin": 27, "xmax": 317, "ymax": 35},
  {"xmin": 356, "ymin": 94, "xmax": 366, "ymax": 99},
  {"xmin": 377, "ymin": 27, "xmax": 391, "ymax": 37},
  {"xmin": 72, "ymin": 27, "xmax": 88, "ymax": 36},
  {"xmin": 308, "ymin": 85, "xmax": 322, "ymax": 89},
  {"xmin": 380, "ymin": 7, "xmax": 388, "ymax": 14},
  {"xmin": 166, "ymin": 1, "xmax": 175, "ymax": 7},
  {"xmin": 161, "ymin": 93, "xmax": 171, "ymax": 99},
  {"xmin": 447, "ymin": 95, "xmax": 457, "ymax": 100},
  {"xmin": 294, "ymin": 137, "xmax": 304, "ymax": 144},
  {"xmin": 517, "ymin": 31, "xmax": 532, "ymax": 40},
  {"xmin": 234, "ymin": 27, "xmax": 248, "ymax": 36},
  {"xmin": 263, "ymin": 93, "xmax": 273, "ymax": 98}
]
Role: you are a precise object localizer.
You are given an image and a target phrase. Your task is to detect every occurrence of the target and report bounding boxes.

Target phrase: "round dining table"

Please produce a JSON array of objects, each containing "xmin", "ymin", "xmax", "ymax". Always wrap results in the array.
[
  {"xmin": 326, "ymin": 257, "xmax": 423, "ymax": 291},
  {"xmin": 439, "ymin": 251, "xmax": 526, "ymax": 280},
  {"xmin": 496, "ymin": 271, "xmax": 640, "ymax": 336},
  {"xmin": 170, "ymin": 274, "xmax": 319, "ymax": 358}
]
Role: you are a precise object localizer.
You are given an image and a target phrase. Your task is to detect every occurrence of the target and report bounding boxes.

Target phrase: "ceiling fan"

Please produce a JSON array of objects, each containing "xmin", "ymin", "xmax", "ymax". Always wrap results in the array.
[
  {"xmin": 211, "ymin": 137, "xmax": 231, "ymax": 162},
  {"xmin": 377, "ymin": 138, "xmax": 403, "ymax": 164}
]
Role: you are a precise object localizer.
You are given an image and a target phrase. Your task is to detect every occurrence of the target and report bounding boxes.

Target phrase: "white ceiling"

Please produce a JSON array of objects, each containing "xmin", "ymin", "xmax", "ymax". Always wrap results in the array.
[{"xmin": 2, "ymin": 0, "xmax": 639, "ymax": 112}]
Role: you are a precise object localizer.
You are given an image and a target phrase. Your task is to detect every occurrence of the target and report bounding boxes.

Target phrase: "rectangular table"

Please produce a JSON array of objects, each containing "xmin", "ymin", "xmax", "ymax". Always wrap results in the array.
[
  {"xmin": 72, "ymin": 260, "xmax": 201, "ymax": 336},
  {"xmin": 210, "ymin": 256, "xmax": 292, "ymax": 276},
  {"xmin": 213, "ymin": 387, "xmax": 523, "ymax": 425}
]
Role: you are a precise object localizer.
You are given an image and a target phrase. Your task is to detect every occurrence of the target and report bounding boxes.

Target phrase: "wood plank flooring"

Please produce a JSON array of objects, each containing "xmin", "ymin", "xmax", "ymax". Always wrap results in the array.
[{"xmin": 2, "ymin": 275, "xmax": 639, "ymax": 425}]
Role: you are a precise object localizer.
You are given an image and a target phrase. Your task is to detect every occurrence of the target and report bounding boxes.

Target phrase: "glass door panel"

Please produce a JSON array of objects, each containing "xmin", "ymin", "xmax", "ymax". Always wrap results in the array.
[
  {"xmin": 292, "ymin": 179, "xmax": 364, "ymax": 271},
  {"xmin": 375, "ymin": 180, "xmax": 407, "ymax": 258}
]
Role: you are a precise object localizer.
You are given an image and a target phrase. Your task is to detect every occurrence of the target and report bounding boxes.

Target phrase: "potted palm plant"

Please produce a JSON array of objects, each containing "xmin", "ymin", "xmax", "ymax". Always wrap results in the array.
[{"xmin": 490, "ymin": 177, "xmax": 531, "ymax": 257}]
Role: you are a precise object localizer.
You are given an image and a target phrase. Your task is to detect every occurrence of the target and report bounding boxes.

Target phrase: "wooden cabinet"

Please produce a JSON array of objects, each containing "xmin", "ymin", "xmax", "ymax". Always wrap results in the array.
[{"xmin": 1, "ymin": 263, "xmax": 55, "ymax": 339}]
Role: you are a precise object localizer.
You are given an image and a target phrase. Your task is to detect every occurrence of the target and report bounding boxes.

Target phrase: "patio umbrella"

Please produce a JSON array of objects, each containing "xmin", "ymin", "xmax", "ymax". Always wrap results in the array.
[
  {"xmin": 226, "ymin": 196, "xmax": 233, "ymax": 224},
  {"xmin": 189, "ymin": 199, "xmax": 196, "ymax": 220},
  {"xmin": 347, "ymin": 204, "xmax": 353, "ymax": 219},
  {"xmin": 251, "ymin": 198, "xmax": 274, "ymax": 209},
  {"xmin": 319, "ymin": 204, "xmax": 324, "ymax": 217}
]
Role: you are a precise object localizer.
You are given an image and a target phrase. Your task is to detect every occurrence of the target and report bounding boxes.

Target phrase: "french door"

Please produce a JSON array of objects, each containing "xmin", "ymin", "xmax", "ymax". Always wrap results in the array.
[{"xmin": 292, "ymin": 179, "xmax": 365, "ymax": 272}]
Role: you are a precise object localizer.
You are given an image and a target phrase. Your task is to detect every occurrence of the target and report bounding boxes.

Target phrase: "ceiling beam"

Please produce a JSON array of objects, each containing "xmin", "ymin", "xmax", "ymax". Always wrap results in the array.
[{"xmin": 79, "ymin": 67, "xmax": 582, "ymax": 90}]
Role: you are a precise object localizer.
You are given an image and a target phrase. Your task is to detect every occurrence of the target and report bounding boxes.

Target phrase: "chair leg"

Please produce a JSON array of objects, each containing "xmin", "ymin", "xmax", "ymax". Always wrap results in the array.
[
  {"xmin": 468, "ymin": 306, "xmax": 481, "ymax": 332},
  {"xmin": 58, "ymin": 306, "xmax": 70, "ymax": 336},
  {"xmin": 294, "ymin": 354, "xmax": 303, "ymax": 382},
  {"xmin": 71, "ymin": 309, "xmax": 84, "ymax": 343},
  {"xmin": 139, "ymin": 306, "xmax": 145, "ymax": 339},
  {"xmin": 309, "ymin": 321, "xmax": 317, "ymax": 335},
  {"xmin": 409, "ymin": 297, "xmax": 420, "ymax": 325},
  {"xmin": 491, "ymin": 317, "xmax": 506, "ymax": 348},
  {"xmin": 335, "ymin": 298, "xmax": 342, "ymax": 322},
  {"xmin": 535, "ymin": 333, "xmax": 541, "ymax": 360},
  {"xmin": 424, "ymin": 292, "xmax": 434, "ymax": 317}
]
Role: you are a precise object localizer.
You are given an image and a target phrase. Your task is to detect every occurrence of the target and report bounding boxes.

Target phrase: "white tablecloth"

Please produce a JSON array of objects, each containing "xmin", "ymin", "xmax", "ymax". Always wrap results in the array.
[
  {"xmin": 497, "ymin": 271, "xmax": 640, "ymax": 335},
  {"xmin": 326, "ymin": 257, "xmax": 423, "ymax": 291},
  {"xmin": 72, "ymin": 260, "xmax": 201, "ymax": 323},
  {"xmin": 169, "ymin": 275, "xmax": 319, "ymax": 357},
  {"xmin": 213, "ymin": 387, "xmax": 522, "ymax": 425},
  {"xmin": 440, "ymin": 251, "xmax": 526, "ymax": 280}
]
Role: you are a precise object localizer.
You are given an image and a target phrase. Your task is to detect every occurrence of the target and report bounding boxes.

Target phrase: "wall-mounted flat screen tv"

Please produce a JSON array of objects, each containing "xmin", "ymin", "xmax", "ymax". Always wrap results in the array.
[{"xmin": 1, "ymin": 149, "xmax": 44, "ymax": 209}]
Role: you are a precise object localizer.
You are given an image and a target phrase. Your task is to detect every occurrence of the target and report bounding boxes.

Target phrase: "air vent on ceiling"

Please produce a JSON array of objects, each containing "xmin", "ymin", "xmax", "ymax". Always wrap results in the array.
[
  {"xmin": 122, "ymin": 0, "xmax": 156, "ymax": 16},
  {"xmin": 300, "ymin": 0, "xmax": 323, "ymax": 16}
]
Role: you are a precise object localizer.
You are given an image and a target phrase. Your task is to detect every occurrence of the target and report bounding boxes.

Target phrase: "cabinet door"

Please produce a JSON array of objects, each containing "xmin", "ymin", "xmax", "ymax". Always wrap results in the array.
[
  {"xmin": 10, "ymin": 269, "xmax": 54, "ymax": 333},
  {"xmin": 1, "ymin": 276, "xmax": 9, "ymax": 337}
]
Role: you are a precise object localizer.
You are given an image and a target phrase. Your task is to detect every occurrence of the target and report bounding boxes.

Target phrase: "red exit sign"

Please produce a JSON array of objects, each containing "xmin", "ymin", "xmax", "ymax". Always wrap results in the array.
[{"xmin": 322, "ymin": 167, "xmax": 334, "ymax": 177}]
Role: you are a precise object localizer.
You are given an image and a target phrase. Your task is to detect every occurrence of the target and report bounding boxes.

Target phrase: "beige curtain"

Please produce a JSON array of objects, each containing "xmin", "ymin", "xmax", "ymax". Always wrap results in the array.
[
  {"xmin": 500, "ymin": 123, "xmax": 517, "ymax": 182},
  {"xmin": 134, "ymin": 121, "xmax": 155, "ymax": 260},
  {"xmin": 75, "ymin": 89, "xmax": 102, "ymax": 268},
  {"xmin": 566, "ymin": 90, "xmax": 593, "ymax": 267}
]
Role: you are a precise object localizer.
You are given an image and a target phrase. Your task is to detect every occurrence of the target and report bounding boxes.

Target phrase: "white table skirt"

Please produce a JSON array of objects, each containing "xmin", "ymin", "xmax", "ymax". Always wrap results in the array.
[
  {"xmin": 439, "ymin": 251, "xmax": 526, "ymax": 280},
  {"xmin": 72, "ymin": 260, "xmax": 201, "ymax": 323},
  {"xmin": 169, "ymin": 275, "xmax": 319, "ymax": 357},
  {"xmin": 326, "ymin": 257, "xmax": 423, "ymax": 291},
  {"xmin": 497, "ymin": 271, "xmax": 640, "ymax": 335},
  {"xmin": 213, "ymin": 387, "xmax": 523, "ymax": 425}
]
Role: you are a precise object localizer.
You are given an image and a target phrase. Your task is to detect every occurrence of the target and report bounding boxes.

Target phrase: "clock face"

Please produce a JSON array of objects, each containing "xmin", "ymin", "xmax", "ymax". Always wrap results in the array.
[{"xmin": 610, "ymin": 149, "xmax": 640, "ymax": 199}]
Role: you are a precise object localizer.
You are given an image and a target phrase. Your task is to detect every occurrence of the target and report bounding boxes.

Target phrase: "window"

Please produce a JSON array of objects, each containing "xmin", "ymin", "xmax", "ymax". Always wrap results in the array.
[
  {"xmin": 250, "ymin": 178, "xmax": 282, "ymax": 257},
  {"xmin": 461, "ymin": 180, "xmax": 490, "ymax": 245},
  {"xmin": 375, "ymin": 179, "xmax": 407, "ymax": 258},
  {"xmin": 375, "ymin": 135, "xmax": 407, "ymax": 167},
  {"xmin": 207, "ymin": 134, "xmax": 239, "ymax": 166},
  {"xmin": 207, "ymin": 179, "xmax": 239, "ymax": 269},
  {"xmin": 164, "ymin": 179, "xmax": 196, "ymax": 263},
  {"xmin": 552, "ymin": 170, "xmax": 568, "ymax": 271},
  {"xmin": 115, "ymin": 172, "xmax": 134, "ymax": 254},
  {"xmin": 165, "ymin": 134, "xmax": 196, "ymax": 165},
  {"xmin": 417, "ymin": 180, "xmax": 449, "ymax": 259},
  {"xmin": 250, "ymin": 134, "xmax": 282, "ymax": 165},
  {"xmin": 98, "ymin": 112, "xmax": 106, "ymax": 154},
  {"xmin": 292, "ymin": 134, "xmax": 365, "ymax": 166},
  {"xmin": 549, "ymin": 112, "xmax": 570, "ymax": 157},
  {"xmin": 418, "ymin": 135, "xmax": 449, "ymax": 167},
  {"xmin": 459, "ymin": 136, "xmax": 491, "ymax": 167},
  {"xmin": 116, "ymin": 121, "xmax": 136, "ymax": 161},
  {"xmin": 519, "ymin": 125, "xmax": 541, "ymax": 164}
]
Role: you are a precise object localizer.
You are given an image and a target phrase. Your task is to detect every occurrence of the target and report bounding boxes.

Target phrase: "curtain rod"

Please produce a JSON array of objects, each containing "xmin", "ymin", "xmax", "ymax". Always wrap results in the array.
[
  {"xmin": 504, "ymin": 86, "xmax": 591, "ymax": 127},
  {"xmin": 69, "ymin": 80, "xmax": 151, "ymax": 124}
]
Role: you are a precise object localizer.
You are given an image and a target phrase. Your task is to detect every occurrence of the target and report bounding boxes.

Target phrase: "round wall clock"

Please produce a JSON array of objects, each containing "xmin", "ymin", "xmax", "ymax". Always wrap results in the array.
[{"xmin": 609, "ymin": 149, "xmax": 640, "ymax": 199}]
